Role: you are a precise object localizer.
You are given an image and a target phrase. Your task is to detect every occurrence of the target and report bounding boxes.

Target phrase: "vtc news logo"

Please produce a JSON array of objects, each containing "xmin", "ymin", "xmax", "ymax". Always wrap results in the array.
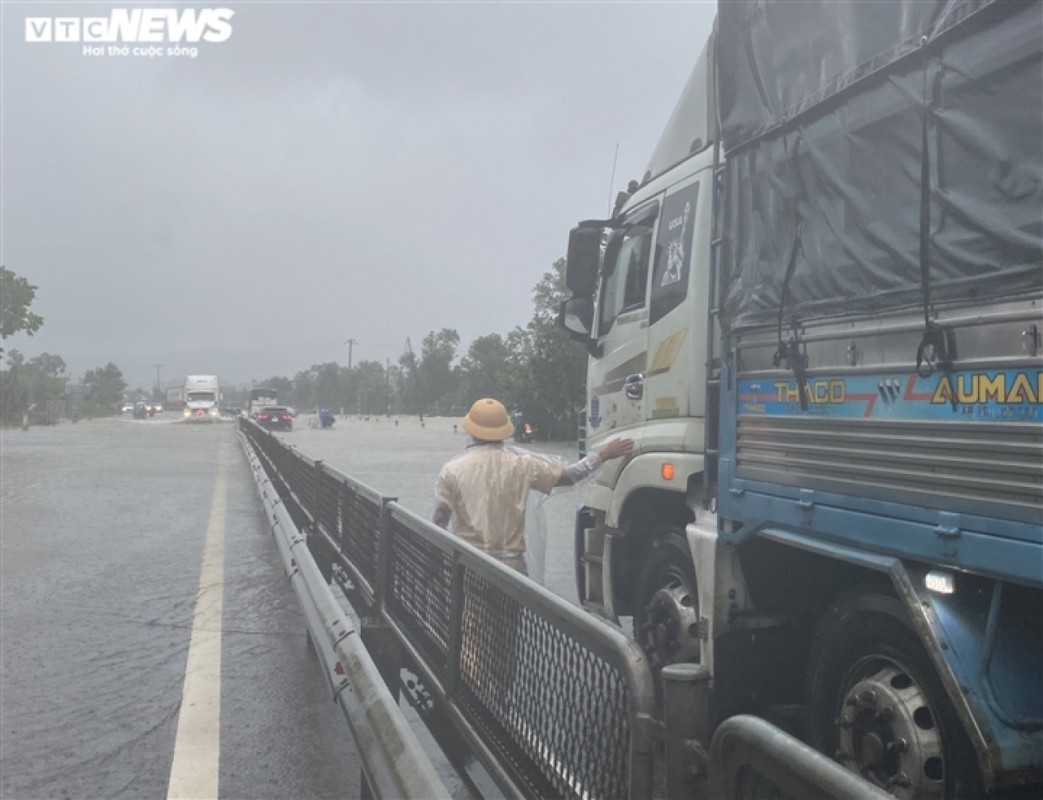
[{"xmin": 25, "ymin": 7, "xmax": 235, "ymax": 44}]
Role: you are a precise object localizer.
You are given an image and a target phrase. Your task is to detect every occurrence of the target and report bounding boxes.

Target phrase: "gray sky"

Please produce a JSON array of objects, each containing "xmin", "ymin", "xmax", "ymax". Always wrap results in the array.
[{"xmin": 2, "ymin": 1, "xmax": 715, "ymax": 391}]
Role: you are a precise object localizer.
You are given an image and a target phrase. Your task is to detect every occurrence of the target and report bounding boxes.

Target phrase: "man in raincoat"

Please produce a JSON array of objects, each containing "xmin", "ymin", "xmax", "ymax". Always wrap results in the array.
[{"xmin": 433, "ymin": 397, "xmax": 632, "ymax": 576}]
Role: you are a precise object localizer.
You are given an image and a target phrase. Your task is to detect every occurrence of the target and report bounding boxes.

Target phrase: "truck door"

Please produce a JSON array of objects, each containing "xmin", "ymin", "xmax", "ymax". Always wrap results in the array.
[
  {"xmin": 644, "ymin": 175, "xmax": 706, "ymax": 425},
  {"xmin": 588, "ymin": 201, "xmax": 657, "ymax": 436}
]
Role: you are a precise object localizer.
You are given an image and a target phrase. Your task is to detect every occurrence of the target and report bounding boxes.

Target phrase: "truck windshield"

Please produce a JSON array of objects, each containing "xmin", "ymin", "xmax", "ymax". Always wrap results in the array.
[{"xmin": 186, "ymin": 391, "xmax": 214, "ymax": 402}]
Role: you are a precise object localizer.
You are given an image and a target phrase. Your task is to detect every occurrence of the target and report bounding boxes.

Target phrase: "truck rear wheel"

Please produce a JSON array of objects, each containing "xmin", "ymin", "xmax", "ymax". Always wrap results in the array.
[
  {"xmin": 632, "ymin": 530, "xmax": 700, "ymax": 673},
  {"xmin": 806, "ymin": 590, "xmax": 983, "ymax": 799}
]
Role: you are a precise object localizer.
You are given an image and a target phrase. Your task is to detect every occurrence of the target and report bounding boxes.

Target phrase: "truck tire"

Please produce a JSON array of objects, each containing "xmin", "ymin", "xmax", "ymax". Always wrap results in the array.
[
  {"xmin": 806, "ymin": 589, "xmax": 983, "ymax": 799},
  {"xmin": 632, "ymin": 529, "xmax": 700, "ymax": 673}
]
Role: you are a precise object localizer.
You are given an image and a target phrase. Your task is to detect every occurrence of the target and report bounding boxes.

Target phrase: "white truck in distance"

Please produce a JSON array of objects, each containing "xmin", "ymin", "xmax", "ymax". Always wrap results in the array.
[{"xmin": 182, "ymin": 375, "xmax": 220, "ymax": 421}]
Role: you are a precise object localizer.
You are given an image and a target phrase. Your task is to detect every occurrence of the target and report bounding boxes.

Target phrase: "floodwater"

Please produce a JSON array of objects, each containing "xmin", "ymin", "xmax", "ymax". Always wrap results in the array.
[
  {"xmin": 1, "ymin": 415, "xmax": 354, "ymax": 799},
  {"xmin": 0, "ymin": 411, "xmax": 590, "ymax": 799},
  {"xmin": 277, "ymin": 411, "xmax": 587, "ymax": 602}
]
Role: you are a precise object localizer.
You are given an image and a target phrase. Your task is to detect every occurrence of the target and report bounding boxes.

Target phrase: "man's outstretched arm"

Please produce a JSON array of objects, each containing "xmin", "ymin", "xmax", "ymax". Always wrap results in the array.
[{"xmin": 556, "ymin": 438, "xmax": 634, "ymax": 486}]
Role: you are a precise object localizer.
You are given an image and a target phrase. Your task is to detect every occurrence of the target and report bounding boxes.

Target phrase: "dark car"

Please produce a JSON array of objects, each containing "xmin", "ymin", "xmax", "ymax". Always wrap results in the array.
[{"xmin": 254, "ymin": 405, "xmax": 293, "ymax": 432}]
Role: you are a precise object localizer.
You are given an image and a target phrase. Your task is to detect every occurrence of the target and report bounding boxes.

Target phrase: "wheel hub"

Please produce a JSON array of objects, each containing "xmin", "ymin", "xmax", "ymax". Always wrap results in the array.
[
  {"xmin": 836, "ymin": 664, "xmax": 945, "ymax": 800},
  {"xmin": 640, "ymin": 580, "xmax": 700, "ymax": 667}
]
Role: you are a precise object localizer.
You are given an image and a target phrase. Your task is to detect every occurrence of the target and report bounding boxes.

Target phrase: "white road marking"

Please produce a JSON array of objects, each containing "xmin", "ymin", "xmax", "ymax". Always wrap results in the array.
[{"xmin": 167, "ymin": 457, "xmax": 227, "ymax": 800}]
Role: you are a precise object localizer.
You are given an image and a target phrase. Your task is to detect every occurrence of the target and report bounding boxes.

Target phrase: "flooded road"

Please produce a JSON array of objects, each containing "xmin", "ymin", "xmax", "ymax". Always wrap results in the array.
[
  {"xmin": 1, "ymin": 416, "xmax": 358, "ymax": 800},
  {"xmin": 0, "ymin": 412, "xmax": 587, "ymax": 799}
]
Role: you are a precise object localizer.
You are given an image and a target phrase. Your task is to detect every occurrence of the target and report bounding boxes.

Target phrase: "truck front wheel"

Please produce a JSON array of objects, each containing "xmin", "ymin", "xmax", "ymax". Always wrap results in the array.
[
  {"xmin": 807, "ymin": 590, "xmax": 983, "ymax": 799},
  {"xmin": 632, "ymin": 529, "xmax": 700, "ymax": 673}
]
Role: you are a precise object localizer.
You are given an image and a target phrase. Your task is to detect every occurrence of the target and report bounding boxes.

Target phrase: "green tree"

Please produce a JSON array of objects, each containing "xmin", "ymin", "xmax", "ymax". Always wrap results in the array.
[
  {"xmin": 518, "ymin": 258, "xmax": 587, "ymax": 440},
  {"xmin": 0, "ymin": 351, "xmax": 29, "ymax": 424},
  {"xmin": 23, "ymin": 353, "xmax": 67, "ymax": 408},
  {"xmin": 292, "ymin": 368, "xmax": 316, "ymax": 410},
  {"xmin": 500, "ymin": 326, "xmax": 536, "ymax": 419},
  {"xmin": 82, "ymin": 363, "xmax": 126, "ymax": 415},
  {"xmin": 311, "ymin": 362, "xmax": 342, "ymax": 410},
  {"xmin": 418, "ymin": 328, "xmax": 460, "ymax": 414},
  {"xmin": 398, "ymin": 349, "xmax": 421, "ymax": 415},
  {"xmin": 458, "ymin": 333, "xmax": 509, "ymax": 406},
  {"xmin": 2, "ymin": 351, "xmax": 69, "ymax": 424},
  {"xmin": 354, "ymin": 360, "xmax": 390, "ymax": 415},
  {"xmin": 0, "ymin": 267, "xmax": 44, "ymax": 351}
]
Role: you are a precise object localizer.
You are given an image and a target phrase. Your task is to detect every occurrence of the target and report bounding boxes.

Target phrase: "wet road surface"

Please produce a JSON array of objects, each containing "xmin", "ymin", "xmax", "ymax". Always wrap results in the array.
[
  {"xmin": 1, "ymin": 412, "xmax": 584, "ymax": 799},
  {"xmin": 1, "ymin": 416, "xmax": 359, "ymax": 800}
]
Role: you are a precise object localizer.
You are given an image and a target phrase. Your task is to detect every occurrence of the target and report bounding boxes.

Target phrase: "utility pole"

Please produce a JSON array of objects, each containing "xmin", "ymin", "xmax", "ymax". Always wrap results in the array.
[
  {"xmin": 152, "ymin": 364, "xmax": 163, "ymax": 396},
  {"xmin": 343, "ymin": 338, "xmax": 356, "ymax": 371}
]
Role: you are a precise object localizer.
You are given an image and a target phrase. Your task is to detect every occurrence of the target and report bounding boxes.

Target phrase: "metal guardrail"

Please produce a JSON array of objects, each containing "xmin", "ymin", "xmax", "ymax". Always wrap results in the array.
[
  {"xmin": 709, "ymin": 716, "xmax": 894, "ymax": 800},
  {"xmin": 240, "ymin": 418, "xmax": 657, "ymax": 800},
  {"xmin": 238, "ymin": 418, "xmax": 897, "ymax": 800},
  {"xmin": 237, "ymin": 430, "xmax": 450, "ymax": 800}
]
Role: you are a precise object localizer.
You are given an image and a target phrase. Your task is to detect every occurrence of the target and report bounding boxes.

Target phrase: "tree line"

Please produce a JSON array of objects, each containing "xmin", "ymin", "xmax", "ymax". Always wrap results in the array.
[
  {"xmin": 249, "ymin": 259, "xmax": 587, "ymax": 439},
  {"xmin": 0, "ymin": 266, "xmax": 129, "ymax": 423},
  {"xmin": 0, "ymin": 260, "xmax": 590, "ymax": 439}
]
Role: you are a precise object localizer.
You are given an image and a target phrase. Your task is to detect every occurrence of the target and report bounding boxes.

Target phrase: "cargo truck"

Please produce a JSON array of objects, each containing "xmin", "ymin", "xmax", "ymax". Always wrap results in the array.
[
  {"xmin": 559, "ymin": 2, "xmax": 1042, "ymax": 796},
  {"xmin": 182, "ymin": 374, "xmax": 220, "ymax": 421},
  {"xmin": 165, "ymin": 385, "xmax": 185, "ymax": 411},
  {"xmin": 248, "ymin": 386, "xmax": 279, "ymax": 418}
]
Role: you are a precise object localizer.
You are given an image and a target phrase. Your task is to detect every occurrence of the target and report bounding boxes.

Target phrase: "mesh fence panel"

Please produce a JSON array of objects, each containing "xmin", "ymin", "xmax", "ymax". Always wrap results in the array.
[
  {"xmin": 316, "ymin": 468, "xmax": 341, "ymax": 536},
  {"xmin": 341, "ymin": 484, "xmax": 383, "ymax": 589},
  {"xmin": 456, "ymin": 570, "xmax": 633, "ymax": 800},
  {"xmin": 240, "ymin": 418, "xmax": 652, "ymax": 800},
  {"xmin": 386, "ymin": 517, "xmax": 454, "ymax": 679}
]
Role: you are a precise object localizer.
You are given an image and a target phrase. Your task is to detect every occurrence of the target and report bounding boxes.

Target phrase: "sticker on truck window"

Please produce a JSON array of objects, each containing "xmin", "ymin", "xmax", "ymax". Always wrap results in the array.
[{"xmin": 651, "ymin": 182, "xmax": 699, "ymax": 325}]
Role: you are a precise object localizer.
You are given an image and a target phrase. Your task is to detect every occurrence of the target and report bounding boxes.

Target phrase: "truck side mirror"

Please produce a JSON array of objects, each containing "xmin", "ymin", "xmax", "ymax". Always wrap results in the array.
[
  {"xmin": 559, "ymin": 297, "xmax": 602, "ymax": 357},
  {"xmin": 559, "ymin": 297, "xmax": 593, "ymax": 337},
  {"xmin": 566, "ymin": 223, "xmax": 602, "ymax": 296}
]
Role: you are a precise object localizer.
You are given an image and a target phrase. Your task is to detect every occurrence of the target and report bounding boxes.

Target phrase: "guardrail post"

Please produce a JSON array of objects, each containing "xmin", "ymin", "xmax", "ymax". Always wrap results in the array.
[
  {"xmin": 375, "ymin": 497, "xmax": 394, "ymax": 611},
  {"xmin": 662, "ymin": 663, "xmax": 711, "ymax": 799},
  {"xmin": 361, "ymin": 495, "xmax": 401, "ymax": 701},
  {"xmin": 445, "ymin": 557, "xmax": 465, "ymax": 699}
]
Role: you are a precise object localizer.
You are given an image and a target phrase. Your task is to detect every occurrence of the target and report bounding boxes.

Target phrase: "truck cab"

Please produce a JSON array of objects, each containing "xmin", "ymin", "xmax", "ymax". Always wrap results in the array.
[
  {"xmin": 560, "ymin": 30, "xmax": 718, "ymax": 650},
  {"xmin": 182, "ymin": 375, "xmax": 220, "ymax": 421}
]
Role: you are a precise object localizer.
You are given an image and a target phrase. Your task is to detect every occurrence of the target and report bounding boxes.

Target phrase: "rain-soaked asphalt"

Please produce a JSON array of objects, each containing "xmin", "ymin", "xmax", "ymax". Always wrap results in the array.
[{"xmin": 1, "ymin": 412, "xmax": 583, "ymax": 800}]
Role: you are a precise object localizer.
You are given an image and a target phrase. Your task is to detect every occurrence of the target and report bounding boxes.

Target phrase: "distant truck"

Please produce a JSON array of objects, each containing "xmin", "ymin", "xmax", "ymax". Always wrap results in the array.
[
  {"xmin": 248, "ymin": 386, "xmax": 279, "ymax": 418},
  {"xmin": 182, "ymin": 375, "xmax": 220, "ymax": 421},
  {"xmin": 165, "ymin": 385, "xmax": 185, "ymax": 410}
]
